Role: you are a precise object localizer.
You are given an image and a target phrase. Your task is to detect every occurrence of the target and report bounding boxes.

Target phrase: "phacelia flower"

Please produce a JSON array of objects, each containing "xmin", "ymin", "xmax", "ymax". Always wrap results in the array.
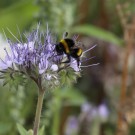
[
  {"xmin": 81, "ymin": 102, "xmax": 109, "ymax": 122},
  {"xmin": 0, "ymin": 25, "xmax": 87, "ymax": 89},
  {"xmin": 65, "ymin": 116, "xmax": 79, "ymax": 135}
]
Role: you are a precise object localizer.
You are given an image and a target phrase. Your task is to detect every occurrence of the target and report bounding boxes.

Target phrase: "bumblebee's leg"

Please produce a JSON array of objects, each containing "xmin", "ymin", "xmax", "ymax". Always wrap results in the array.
[
  {"xmin": 76, "ymin": 57, "xmax": 80, "ymax": 67},
  {"xmin": 67, "ymin": 54, "xmax": 71, "ymax": 63}
]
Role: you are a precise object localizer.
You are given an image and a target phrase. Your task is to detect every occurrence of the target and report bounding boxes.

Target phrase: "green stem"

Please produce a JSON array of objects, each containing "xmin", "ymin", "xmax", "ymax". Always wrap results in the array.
[
  {"xmin": 33, "ymin": 89, "xmax": 45, "ymax": 135},
  {"xmin": 52, "ymin": 99, "xmax": 62, "ymax": 135},
  {"xmin": 52, "ymin": 106, "xmax": 60, "ymax": 135}
]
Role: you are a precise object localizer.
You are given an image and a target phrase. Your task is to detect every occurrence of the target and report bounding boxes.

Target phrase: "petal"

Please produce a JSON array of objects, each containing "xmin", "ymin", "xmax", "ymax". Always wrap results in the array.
[
  {"xmin": 70, "ymin": 59, "xmax": 80, "ymax": 72},
  {"xmin": 28, "ymin": 41, "xmax": 35, "ymax": 51},
  {"xmin": 7, "ymin": 60, "xmax": 12, "ymax": 67},
  {"xmin": 39, "ymin": 69, "xmax": 45, "ymax": 74},
  {"xmin": 98, "ymin": 104, "xmax": 109, "ymax": 118},
  {"xmin": 0, "ymin": 61, "xmax": 8, "ymax": 69},
  {"xmin": 51, "ymin": 64, "xmax": 58, "ymax": 71}
]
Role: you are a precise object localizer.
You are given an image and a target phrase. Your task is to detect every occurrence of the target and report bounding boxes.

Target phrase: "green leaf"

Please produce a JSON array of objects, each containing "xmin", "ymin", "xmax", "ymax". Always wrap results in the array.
[
  {"xmin": 72, "ymin": 24, "xmax": 124, "ymax": 46},
  {"xmin": 55, "ymin": 87, "xmax": 86, "ymax": 106},
  {"xmin": 59, "ymin": 68, "xmax": 81, "ymax": 86},
  {"xmin": 27, "ymin": 129, "xmax": 33, "ymax": 135},
  {"xmin": 0, "ymin": 0, "xmax": 39, "ymax": 38},
  {"xmin": 38, "ymin": 126, "xmax": 45, "ymax": 135},
  {"xmin": 1, "ymin": 68, "xmax": 27, "ymax": 90},
  {"xmin": 0, "ymin": 122, "xmax": 11, "ymax": 134},
  {"xmin": 17, "ymin": 123, "xmax": 27, "ymax": 135}
]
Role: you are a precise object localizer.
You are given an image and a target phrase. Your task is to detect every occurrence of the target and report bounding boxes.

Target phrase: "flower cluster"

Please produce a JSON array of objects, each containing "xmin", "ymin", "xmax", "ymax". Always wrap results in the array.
[
  {"xmin": 0, "ymin": 25, "xmax": 81, "ymax": 89},
  {"xmin": 81, "ymin": 102, "xmax": 109, "ymax": 122},
  {"xmin": 64, "ymin": 102, "xmax": 109, "ymax": 135}
]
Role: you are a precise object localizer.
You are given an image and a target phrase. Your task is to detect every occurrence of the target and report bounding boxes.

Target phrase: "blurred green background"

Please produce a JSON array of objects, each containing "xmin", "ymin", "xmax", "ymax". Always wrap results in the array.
[{"xmin": 0, "ymin": 0, "xmax": 135, "ymax": 135}]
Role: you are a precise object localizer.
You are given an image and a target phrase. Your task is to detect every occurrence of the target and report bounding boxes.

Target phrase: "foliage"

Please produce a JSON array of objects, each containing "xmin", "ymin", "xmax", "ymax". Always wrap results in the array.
[
  {"xmin": 43, "ymin": 86, "xmax": 86, "ymax": 135},
  {"xmin": 0, "ymin": 0, "xmax": 39, "ymax": 38},
  {"xmin": 17, "ymin": 123, "xmax": 45, "ymax": 135},
  {"xmin": 35, "ymin": 0, "xmax": 77, "ymax": 34},
  {"xmin": 0, "ymin": 0, "xmax": 135, "ymax": 135},
  {"xmin": 72, "ymin": 24, "xmax": 124, "ymax": 46},
  {"xmin": 0, "ymin": 68, "xmax": 27, "ymax": 90}
]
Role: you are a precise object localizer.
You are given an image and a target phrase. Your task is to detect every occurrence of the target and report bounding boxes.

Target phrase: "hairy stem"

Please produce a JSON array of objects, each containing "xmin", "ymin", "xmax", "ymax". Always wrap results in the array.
[{"xmin": 33, "ymin": 89, "xmax": 45, "ymax": 135}]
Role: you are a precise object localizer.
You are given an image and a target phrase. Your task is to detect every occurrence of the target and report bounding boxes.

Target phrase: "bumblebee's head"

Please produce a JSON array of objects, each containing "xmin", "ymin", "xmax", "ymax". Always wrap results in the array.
[{"xmin": 55, "ymin": 43, "xmax": 64, "ymax": 55}]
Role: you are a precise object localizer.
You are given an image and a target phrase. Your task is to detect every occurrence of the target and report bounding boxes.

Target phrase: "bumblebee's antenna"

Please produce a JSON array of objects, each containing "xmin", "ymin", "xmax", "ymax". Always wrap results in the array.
[{"xmin": 63, "ymin": 32, "xmax": 68, "ymax": 38}]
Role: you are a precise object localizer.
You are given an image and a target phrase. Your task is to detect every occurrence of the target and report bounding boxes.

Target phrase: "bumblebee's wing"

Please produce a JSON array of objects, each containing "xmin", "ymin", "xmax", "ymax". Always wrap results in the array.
[{"xmin": 74, "ymin": 40, "xmax": 85, "ymax": 49}]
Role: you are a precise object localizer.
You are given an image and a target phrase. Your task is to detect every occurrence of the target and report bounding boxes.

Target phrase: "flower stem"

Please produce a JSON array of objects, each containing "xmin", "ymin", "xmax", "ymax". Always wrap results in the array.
[{"xmin": 33, "ymin": 89, "xmax": 45, "ymax": 135}]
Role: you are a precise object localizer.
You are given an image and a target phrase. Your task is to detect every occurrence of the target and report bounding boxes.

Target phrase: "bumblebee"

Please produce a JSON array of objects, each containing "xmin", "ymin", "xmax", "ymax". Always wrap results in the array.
[{"xmin": 55, "ymin": 33, "xmax": 82, "ymax": 66}]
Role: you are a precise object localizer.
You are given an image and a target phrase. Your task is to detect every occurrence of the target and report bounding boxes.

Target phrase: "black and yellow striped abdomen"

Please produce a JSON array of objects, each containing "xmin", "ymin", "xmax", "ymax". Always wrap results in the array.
[
  {"xmin": 77, "ymin": 48, "xmax": 82, "ymax": 57},
  {"xmin": 70, "ymin": 48, "xmax": 82, "ymax": 58},
  {"xmin": 60, "ymin": 38, "xmax": 75, "ymax": 54}
]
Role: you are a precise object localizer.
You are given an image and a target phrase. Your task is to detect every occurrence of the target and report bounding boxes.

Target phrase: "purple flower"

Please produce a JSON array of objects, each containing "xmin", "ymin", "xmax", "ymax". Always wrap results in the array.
[
  {"xmin": 81, "ymin": 102, "xmax": 109, "ymax": 122},
  {"xmin": 97, "ymin": 103, "xmax": 109, "ymax": 120},
  {"xmin": 0, "ymin": 56, "xmax": 12, "ymax": 69},
  {"xmin": 65, "ymin": 116, "xmax": 79, "ymax": 135},
  {"xmin": 81, "ymin": 102, "xmax": 92, "ymax": 113},
  {"xmin": 70, "ymin": 58, "xmax": 80, "ymax": 72},
  {"xmin": 0, "ymin": 25, "xmax": 98, "ymax": 89},
  {"xmin": 1, "ymin": 27, "xmax": 57, "ymax": 73},
  {"xmin": 0, "ymin": 25, "xmax": 84, "ymax": 89}
]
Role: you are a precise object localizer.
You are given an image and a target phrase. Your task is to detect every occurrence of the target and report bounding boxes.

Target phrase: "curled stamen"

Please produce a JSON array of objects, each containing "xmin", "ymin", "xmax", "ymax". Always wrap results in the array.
[
  {"xmin": 73, "ymin": 34, "xmax": 79, "ymax": 40},
  {"xmin": 6, "ymin": 27, "xmax": 21, "ymax": 44},
  {"xmin": 82, "ymin": 44, "xmax": 97, "ymax": 54},
  {"xmin": 0, "ymin": 58, "xmax": 7, "ymax": 64},
  {"xmin": 81, "ymin": 56, "xmax": 96, "ymax": 63},
  {"xmin": 4, "ymin": 48, "xmax": 10, "ymax": 60},
  {"xmin": 2, "ymin": 28, "xmax": 8, "ymax": 43},
  {"xmin": 16, "ymin": 25, "xmax": 23, "ymax": 43}
]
